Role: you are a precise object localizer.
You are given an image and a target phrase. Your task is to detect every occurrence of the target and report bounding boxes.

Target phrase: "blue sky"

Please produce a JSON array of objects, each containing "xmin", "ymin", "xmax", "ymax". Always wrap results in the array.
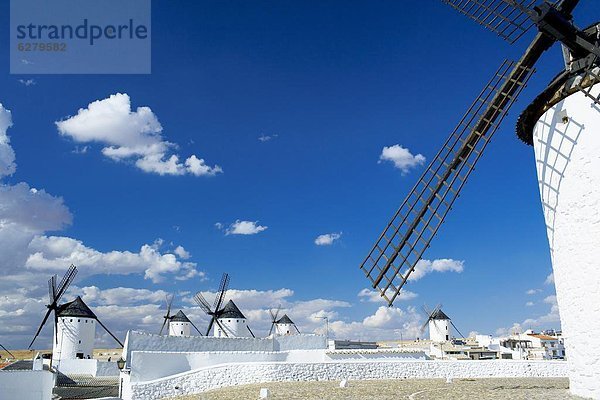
[{"xmin": 1, "ymin": 0, "xmax": 597, "ymax": 349}]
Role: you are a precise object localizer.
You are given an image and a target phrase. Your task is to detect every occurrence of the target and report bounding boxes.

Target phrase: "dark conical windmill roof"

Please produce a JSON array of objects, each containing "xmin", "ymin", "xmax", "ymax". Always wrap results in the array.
[
  {"xmin": 57, "ymin": 296, "xmax": 97, "ymax": 319},
  {"xmin": 275, "ymin": 314, "xmax": 295, "ymax": 325},
  {"xmin": 430, "ymin": 309, "xmax": 450, "ymax": 320},
  {"xmin": 170, "ymin": 310, "xmax": 191, "ymax": 323},
  {"xmin": 217, "ymin": 300, "xmax": 246, "ymax": 319}
]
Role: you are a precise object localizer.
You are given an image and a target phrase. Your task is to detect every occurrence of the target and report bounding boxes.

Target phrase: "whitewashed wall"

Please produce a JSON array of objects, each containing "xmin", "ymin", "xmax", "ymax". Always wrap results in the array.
[
  {"xmin": 122, "ymin": 331, "xmax": 326, "ymax": 368},
  {"xmin": 276, "ymin": 335, "xmax": 326, "ymax": 351},
  {"xmin": 127, "ymin": 360, "xmax": 567, "ymax": 400},
  {"xmin": 128, "ymin": 349, "xmax": 429, "ymax": 382},
  {"xmin": 533, "ymin": 81, "xmax": 600, "ymax": 399},
  {"xmin": 53, "ymin": 359, "xmax": 119, "ymax": 377},
  {"xmin": 57, "ymin": 359, "xmax": 97, "ymax": 375},
  {"xmin": 0, "ymin": 370, "xmax": 55, "ymax": 400},
  {"xmin": 96, "ymin": 360, "xmax": 120, "ymax": 377}
]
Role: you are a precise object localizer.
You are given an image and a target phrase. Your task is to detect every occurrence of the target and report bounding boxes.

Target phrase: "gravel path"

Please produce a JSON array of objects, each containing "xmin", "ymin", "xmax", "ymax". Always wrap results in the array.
[{"xmin": 167, "ymin": 378, "xmax": 582, "ymax": 400}]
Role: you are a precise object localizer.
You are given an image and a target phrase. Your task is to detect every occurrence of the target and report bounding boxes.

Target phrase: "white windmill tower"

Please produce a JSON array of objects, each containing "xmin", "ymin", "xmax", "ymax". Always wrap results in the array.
[
  {"xmin": 169, "ymin": 310, "xmax": 204, "ymax": 337},
  {"xmin": 53, "ymin": 296, "xmax": 97, "ymax": 363},
  {"xmin": 419, "ymin": 305, "xmax": 465, "ymax": 343},
  {"xmin": 194, "ymin": 273, "xmax": 255, "ymax": 338},
  {"xmin": 213, "ymin": 300, "xmax": 254, "ymax": 338},
  {"xmin": 28, "ymin": 266, "xmax": 123, "ymax": 370},
  {"xmin": 275, "ymin": 315, "xmax": 300, "ymax": 336},
  {"xmin": 424, "ymin": 307, "xmax": 451, "ymax": 343},
  {"xmin": 267, "ymin": 306, "xmax": 300, "ymax": 336},
  {"xmin": 158, "ymin": 294, "xmax": 203, "ymax": 337}
]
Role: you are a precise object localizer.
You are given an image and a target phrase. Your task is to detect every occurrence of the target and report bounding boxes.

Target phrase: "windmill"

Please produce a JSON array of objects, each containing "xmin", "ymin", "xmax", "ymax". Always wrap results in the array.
[
  {"xmin": 359, "ymin": 0, "xmax": 600, "ymax": 306},
  {"xmin": 158, "ymin": 293, "xmax": 204, "ymax": 336},
  {"xmin": 194, "ymin": 273, "xmax": 256, "ymax": 338},
  {"xmin": 194, "ymin": 273, "xmax": 231, "ymax": 337},
  {"xmin": 0, "ymin": 343, "xmax": 15, "ymax": 359},
  {"xmin": 29, "ymin": 265, "xmax": 78, "ymax": 348},
  {"xmin": 420, "ymin": 305, "xmax": 465, "ymax": 342},
  {"xmin": 267, "ymin": 305, "xmax": 282, "ymax": 336},
  {"xmin": 29, "ymin": 265, "xmax": 123, "ymax": 368},
  {"xmin": 158, "ymin": 293, "xmax": 174, "ymax": 335},
  {"xmin": 169, "ymin": 310, "xmax": 204, "ymax": 336}
]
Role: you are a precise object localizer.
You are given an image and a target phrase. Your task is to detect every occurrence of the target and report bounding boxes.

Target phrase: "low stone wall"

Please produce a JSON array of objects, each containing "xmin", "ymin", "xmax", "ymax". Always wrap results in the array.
[
  {"xmin": 128, "ymin": 349, "xmax": 428, "ymax": 382},
  {"xmin": 128, "ymin": 360, "xmax": 568, "ymax": 400}
]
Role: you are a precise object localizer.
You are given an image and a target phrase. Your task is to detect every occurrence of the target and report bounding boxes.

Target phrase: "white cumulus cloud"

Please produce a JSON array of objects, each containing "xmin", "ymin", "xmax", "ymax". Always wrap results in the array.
[
  {"xmin": 358, "ymin": 288, "xmax": 417, "ymax": 303},
  {"xmin": 26, "ymin": 236, "xmax": 201, "ymax": 283},
  {"xmin": 0, "ymin": 104, "xmax": 16, "ymax": 178},
  {"xmin": 408, "ymin": 258, "xmax": 464, "ymax": 281},
  {"xmin": 173, "ymin": 245, "xmax": 191, "ymax": 260},
  {"xmin": 18, "ymin": 79, "xmax": 36, "ymax": 87},
  {"xmin": 225, "ymin": 220, "xmax": 268, "ymax": 235},
  {"xmin": 258, "ymin": 134, "xmax": 278, "ymax": 142},
  {"xmin": 55, "ymin": 93, "xmax": 222, "ymax": 177},
  {"xmin": 379, "ymin": 144, "xmax": 425, "ymax": 174},
  {"xmin": 314, "ymin": 232, "xmax": 342, "ymax": 246}
]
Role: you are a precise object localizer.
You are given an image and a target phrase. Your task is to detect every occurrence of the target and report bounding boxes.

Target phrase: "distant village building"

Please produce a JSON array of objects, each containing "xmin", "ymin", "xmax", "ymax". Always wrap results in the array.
[
  {"xmin": 475, "ymin": 330, "xmax": 565, "ymax": 360},
  {"xmin": 517, "ymin": 331, "xmax": 565, "ymax": 360}
]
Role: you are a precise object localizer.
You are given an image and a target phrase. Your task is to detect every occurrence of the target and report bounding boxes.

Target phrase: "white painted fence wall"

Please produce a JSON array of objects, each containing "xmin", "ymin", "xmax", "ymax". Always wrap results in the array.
[
  {"xmin": 128, "ymin": 348, "xmax": 429, "ymax": 382},
  {"xmin": 122, "ymin": 330, "xmax": 326, "ymax": 368},
  {"xmin": 0, "ymin": 370, "xmax": 54, "ymax": 400},
  {"xmin": 54, "ymin": 359, "xmax": 119, "ymax": 376},
  {"xmin": 533, "ymin": 80, "xmax": 600, "ymax": 399},
  {"xmin": 127, "ymin": 360, "xmax": 567, "ymax": 400}
]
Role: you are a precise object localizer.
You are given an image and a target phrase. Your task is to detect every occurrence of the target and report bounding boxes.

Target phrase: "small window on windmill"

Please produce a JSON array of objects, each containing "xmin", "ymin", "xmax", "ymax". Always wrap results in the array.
[
  {"xmin": 557, "ymin": 109, "xmax": 569, "ymax": 124},
  {"xmin": 78, "ymin": 319, "xmax": 80, "ymax": 322}
]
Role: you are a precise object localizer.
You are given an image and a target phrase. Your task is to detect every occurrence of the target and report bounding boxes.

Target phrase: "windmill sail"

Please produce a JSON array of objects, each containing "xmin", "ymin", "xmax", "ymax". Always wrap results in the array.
[
  {"xmin": 159, "ymin": 294, "xmax": 174, "ymax": 335},
  {"xmin": 29, "ymin": 265, "xmax": 78, "ymax": 348},
  {"xmin": 0, "ymin": 343, "xmax": 15, "ymax": 359},
  {"xmin": 360, "ymin": 55, "xmax": 538, "ymax": 306},
  {"xmin": 441, "ymin": 0, "xmax": 537, "ymax": 43},
  {"xmin": 576, "ymin": 59, "xmax": 600, "ymax": 107},
  {"xmin": 194, "ymin": 273, "xmax": 230, "ymax": 336}
]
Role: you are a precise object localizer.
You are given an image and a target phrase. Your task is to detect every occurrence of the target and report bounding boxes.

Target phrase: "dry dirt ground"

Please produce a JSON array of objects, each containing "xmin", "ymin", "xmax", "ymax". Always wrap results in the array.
[
  {"xmin": 167, "ymin": 378, "xmax": 582, "ymax": 400},
  {"xmin": 0, "ymin": 348, "xmax": 121, "ymax": 362}
]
